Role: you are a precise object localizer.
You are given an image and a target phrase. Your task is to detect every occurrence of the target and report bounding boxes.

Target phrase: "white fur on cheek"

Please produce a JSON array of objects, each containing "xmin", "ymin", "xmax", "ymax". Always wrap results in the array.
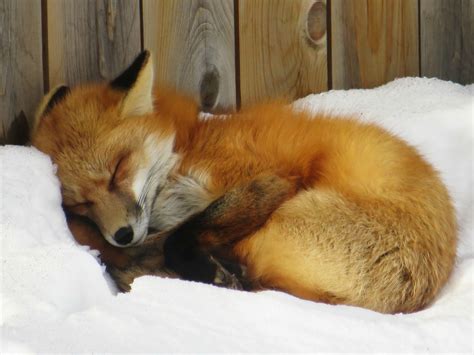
[
  {"xmin": 150, "ymin": 169, "xmax": 215, "ymax": 232},
  {"xmin": 132, "ymin": 134, "xmax": 178, "ymax": 205},
  {"xmin": 132, "ymin": 167, "xmax": 149, "ymax": 201}
]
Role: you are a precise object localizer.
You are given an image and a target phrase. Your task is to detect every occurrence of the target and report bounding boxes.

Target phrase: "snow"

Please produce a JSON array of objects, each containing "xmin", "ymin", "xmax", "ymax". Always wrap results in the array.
[{"xmin": 1, "ymin": 77, "xmax": 473, "ymax": 353}]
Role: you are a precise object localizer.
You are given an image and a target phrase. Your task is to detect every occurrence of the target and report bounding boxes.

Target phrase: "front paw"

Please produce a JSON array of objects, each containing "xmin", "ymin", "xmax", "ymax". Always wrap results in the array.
[
  {"xmin": 210, "ymin": 256, "xmax": 244, "ymax": 290},
  {"xmin": 164, "ymin": 249, "xmax": 218, "ymax": 284},
  {"xmin": 106, "ymin": 265, "xmax": 134, "ymax": 292}
]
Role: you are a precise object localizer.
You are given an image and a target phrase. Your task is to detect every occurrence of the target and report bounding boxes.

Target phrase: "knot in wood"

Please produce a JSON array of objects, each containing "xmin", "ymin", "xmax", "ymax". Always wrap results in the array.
[
  {"xmin": 306, "ymin": 1, "xmax": 326, "ymax": 46},
  {"xmin": 200, "ymin": 65, "xmax": 220, "ymax": 112}
]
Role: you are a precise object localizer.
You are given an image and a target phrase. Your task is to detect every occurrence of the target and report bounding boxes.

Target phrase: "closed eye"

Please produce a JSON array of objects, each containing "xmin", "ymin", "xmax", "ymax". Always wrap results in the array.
[
  {"xmin": 66, "ymin": 201, "xmax": 93, "ymax": 209},
  {"xmin": 110, "ymin": 155, "xmax": 127, "ymax": 188},
  {"xmin": 64, "ymin": 201, "xmax": 93, "ymax": 215}
]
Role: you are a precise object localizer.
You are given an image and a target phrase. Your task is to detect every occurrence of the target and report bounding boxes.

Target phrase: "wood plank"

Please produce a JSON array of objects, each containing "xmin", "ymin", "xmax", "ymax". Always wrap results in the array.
[
  {"xmin": 0, "ymin": 0, "xmax": 43, "ymax": 144},
  {"xmin": 143, "ymin": 0, "xmax": 236, "ymax": 112},
  {"xmin": 331, "ymin": 0, "xmax": 419, "ymax": 90},
  {"xmin": 239, "ymin": 0, "xmax": 328, "ymax": 107},
  {"xmin": 47, "ymin": 0, "xmax": 141, "ymax": 89},
  {"xmin": 420, "ymin": 0, "xmax": 473, "ymax": 84}
]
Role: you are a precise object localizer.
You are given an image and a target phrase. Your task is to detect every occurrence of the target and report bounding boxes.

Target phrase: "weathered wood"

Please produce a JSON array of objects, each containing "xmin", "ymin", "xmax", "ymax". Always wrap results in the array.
[
  {"xmin": 420, "ymin": 0, "xmax": 473, "ymax": 84},
  {"xmin": 239, "ymin": 0, "xmax": 328, "ymax": 107},
  {"xmin": 47, "ymin": 0, "xmax": 141, "ymax": 89},
  {"xmin": 331, "ymin": 0, "xmax": 419, "ymax": 89},
  {"xmin": 0, "ymin": 0, "xmax": 43, "ymax": 144},
  {"xmin": 143, "ymin": 0, "xmax": 236, "ymax": 112}
]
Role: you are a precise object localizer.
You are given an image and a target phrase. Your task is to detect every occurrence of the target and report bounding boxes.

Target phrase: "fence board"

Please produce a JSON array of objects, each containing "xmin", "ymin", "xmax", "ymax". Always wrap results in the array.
[
  {"xmin": 46, "ymin": 0, "xmax": 141, "ymax": 89},
  {"xmin": 143, "ymin": 0, "xmax": 236, "ymax": 112},
  {"xmin": 239, "ymin": 0, "xmax": 328, "ymax": 107},
  {"xmin": 420, "ymin": 0, "xmax": 473, "ymax": 84},
  {"xmin": 331, "ymin": 0, "xmax": 419, "ymax": 90},
  {"xmin": 0, "ymin": 0, "xmax": 43, "ymax": 144}
]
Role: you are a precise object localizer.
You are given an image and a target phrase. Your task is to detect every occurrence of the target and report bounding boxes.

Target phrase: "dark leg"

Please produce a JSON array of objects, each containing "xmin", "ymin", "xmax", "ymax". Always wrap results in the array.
[
  {"xmin": 163, "ymin": 229, "xmax": 218, "ymax": 284},
  {"xmin": 163, "ymin": 174, "xmax": 298, "ymax": 286}
]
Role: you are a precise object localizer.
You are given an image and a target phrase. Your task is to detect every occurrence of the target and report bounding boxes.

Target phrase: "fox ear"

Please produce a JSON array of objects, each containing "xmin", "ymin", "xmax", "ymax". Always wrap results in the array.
[
  {"xmin": 111, "ymin": 50, "xmax": 154, "ymax": 117},
  {"xmin": 33, "ymin": 85, "xmax": 70, "ymax": 132}
]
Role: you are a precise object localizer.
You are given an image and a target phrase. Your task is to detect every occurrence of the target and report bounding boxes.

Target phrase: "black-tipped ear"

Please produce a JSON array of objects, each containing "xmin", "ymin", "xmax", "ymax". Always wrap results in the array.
[
  {"xmin": 43, "ymin": 86, "xmax": 70, "ymax": 116},
  {"xmin": 110, "ymin": 50, "xmax": 151, "ymax": 91},
  {"xmin": 32, "ymin": 85, "xmax": 70, "ymax": 136}
]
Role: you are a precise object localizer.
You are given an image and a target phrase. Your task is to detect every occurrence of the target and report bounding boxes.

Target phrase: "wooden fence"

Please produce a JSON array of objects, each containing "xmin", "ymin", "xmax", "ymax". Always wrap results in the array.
[{"xmin": 1, "ymin": 0, "xmax": 473, "ymax": 144}]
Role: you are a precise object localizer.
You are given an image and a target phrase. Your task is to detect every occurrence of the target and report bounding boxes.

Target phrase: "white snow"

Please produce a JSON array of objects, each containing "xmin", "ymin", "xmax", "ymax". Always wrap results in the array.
[{"xmin": 1, "ymin": 78, "xmax": 473, "ymax": 353}]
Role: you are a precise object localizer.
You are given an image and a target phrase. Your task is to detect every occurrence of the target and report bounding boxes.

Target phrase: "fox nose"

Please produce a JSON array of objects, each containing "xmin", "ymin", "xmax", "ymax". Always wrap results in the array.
[{"xmin": 114, "ymin": 226, "xmax": 134, "ymax": 245}]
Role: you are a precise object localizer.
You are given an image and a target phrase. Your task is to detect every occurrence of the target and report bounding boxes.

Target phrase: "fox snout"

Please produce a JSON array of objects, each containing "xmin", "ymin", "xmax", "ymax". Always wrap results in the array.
[
  {"xmin": 97, "ymin": 212, "xmax": 148, "ymax": 248},
  {"xmin": 113, "ymin": 226, "xmax": 135, "ymax": 246},
  {"xmin": 84, "ymin": 193, "xmax": 149, "ymax": 248}
]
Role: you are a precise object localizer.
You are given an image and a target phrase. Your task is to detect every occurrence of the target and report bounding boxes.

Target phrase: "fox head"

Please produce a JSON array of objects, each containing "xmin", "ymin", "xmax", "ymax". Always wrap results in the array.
[{"xmin": 32, "ymin": 51, "xmax": 178, "ymax": 247}]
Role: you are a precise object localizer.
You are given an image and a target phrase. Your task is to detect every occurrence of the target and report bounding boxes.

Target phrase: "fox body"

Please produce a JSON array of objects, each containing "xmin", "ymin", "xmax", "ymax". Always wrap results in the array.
[{"xmin": 32, "ymin": 51, "xmax": 456, "ymax": 313}]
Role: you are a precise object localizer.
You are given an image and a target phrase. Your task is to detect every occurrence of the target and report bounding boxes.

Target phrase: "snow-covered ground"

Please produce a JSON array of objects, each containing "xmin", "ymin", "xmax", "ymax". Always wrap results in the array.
[{"xmin": 1, "ymin": 78, "xmax": 473, "ymax": 353}]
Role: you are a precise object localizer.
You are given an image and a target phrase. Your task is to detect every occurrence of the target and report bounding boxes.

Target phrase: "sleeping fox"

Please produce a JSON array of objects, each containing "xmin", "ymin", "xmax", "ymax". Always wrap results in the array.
[{"xmin": 31, "ymin": 50, "xmax": 457, "ymax": 313}]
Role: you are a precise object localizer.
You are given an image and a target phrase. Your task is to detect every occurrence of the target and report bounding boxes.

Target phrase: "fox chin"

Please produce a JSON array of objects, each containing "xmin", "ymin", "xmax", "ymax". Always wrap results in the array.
[{"xmin": 31, "ymin": 50, "xmax": 457, "ymax": 314}]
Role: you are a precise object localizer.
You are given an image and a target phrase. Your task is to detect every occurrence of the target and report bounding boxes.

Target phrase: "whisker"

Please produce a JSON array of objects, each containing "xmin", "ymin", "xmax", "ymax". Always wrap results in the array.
[{"xmin": 137, "ymin": 161, "xmax": 164, "ymax": 209}]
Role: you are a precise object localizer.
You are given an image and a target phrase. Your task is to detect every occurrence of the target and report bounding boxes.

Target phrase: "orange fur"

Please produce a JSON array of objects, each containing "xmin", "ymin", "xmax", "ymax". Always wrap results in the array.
[
  {"xmin": 174, "ymin": 104, "xmax": 457, "ymax": 313},
  {"xmin": 31, "ymin": 52, "xmax": 457, "ymax": 313}
]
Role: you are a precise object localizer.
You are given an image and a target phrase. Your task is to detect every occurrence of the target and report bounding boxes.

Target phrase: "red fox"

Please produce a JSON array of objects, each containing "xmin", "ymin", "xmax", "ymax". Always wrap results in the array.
[{"xmin": 32, "ymin": 51, "xmax": 457, "ymax": 313}]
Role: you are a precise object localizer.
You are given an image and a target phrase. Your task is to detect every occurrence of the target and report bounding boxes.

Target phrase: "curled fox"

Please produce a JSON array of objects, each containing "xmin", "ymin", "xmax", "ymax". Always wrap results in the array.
[{"xmin": 32, "ymin": 51, "xmax": 456, "ymax": 313}]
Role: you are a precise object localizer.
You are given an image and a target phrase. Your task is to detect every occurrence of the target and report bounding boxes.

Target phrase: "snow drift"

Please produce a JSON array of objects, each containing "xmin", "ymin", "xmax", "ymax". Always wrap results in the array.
[{"xmin": 1, "ymin": 78, "xmax": 472, "ymax": 352}]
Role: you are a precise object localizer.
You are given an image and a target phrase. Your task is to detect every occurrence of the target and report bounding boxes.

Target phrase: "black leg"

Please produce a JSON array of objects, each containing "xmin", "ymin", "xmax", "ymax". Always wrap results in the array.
[
  {"xmin": 163, "ymin": 224, "xmax": 218, "ymax": 284},
  {"xmin": 163, "ymin": 175, "xmax": 298, "ymax": 287},
  {"xmin": 163, "ymin": 221, "xmax": 247, "ymax": 289}
]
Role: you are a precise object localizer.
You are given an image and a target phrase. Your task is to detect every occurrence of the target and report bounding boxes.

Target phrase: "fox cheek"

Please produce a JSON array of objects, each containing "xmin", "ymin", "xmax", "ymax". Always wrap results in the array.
[{"xmin": 85, "ymin": 207, "xmax": 101, "ymax": 228}]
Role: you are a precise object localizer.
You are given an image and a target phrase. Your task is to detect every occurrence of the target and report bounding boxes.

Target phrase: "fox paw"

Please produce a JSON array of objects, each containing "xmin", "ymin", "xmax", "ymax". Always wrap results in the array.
[
  {"xmin": 209, "ymin": 255, "xmax": 246, "ymax": 290},
  {"xmin": 106, "ymin": 265, "xmax": 133, "ymax": 292}
]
